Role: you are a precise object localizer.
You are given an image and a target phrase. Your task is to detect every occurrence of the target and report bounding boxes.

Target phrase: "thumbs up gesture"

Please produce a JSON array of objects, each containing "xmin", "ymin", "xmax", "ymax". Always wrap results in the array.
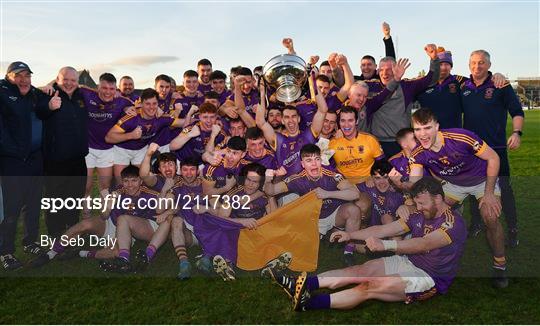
[{"xmin": 48, "ymin": 90, "xmax": 62, "ymax": 110}]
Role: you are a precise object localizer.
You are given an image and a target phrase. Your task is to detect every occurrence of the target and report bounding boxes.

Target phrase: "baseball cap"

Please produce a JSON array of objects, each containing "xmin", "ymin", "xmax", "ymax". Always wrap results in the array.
[{"xmin": 6, "ymin": 61, "xmax": 33, "ymax": 74}]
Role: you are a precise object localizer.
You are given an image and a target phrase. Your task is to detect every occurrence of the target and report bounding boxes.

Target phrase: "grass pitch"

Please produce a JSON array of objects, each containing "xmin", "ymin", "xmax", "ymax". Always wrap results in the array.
[{"xmin": 1, "ymin": 110, "xmax": 539, "ymax": 324}]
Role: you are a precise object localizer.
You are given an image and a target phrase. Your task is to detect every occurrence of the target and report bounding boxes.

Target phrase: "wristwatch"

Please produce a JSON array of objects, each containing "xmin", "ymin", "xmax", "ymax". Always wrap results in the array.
[{"xmin": 512, "ymin": 130, "xmax": 523, "ymax": 137}]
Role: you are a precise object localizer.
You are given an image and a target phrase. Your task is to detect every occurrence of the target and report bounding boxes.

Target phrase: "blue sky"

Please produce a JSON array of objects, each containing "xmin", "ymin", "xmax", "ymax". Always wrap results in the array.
[{"xmin": 1, "ymin": 1, "xmax": 538, "ymax": 88}]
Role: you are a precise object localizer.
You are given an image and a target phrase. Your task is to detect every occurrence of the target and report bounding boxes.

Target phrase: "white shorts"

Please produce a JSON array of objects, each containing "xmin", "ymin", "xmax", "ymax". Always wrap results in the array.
[
  {"xmin": 102, "ymin": 218, "xmax": 159, "ymax": 245},
  {"xmin": 383, "ymin": 255, "xmax": 435, "ymax": 294},
  {"xmin": 277, "ymin": 192, "xmax": 300, "ymax": 207},
  {"xmin": 158, "ymin": 144, "xmax": 170, "ymax": 153},
  {"xmin": 183, "ymin": 220, "xmax": 199, "ymax": 246},
  {"xmin": 442, "ymin": 179, "xmax": 501, "ymax": 203},
  {"xmin": 86, "ymin": 148, "xmax": 114, "ymax": 169},
  {"xmin": 113, "ymin": 145, "xmax": 148, "ymax": 166},
  {"xmin": 318, "ymin": 207, "xmax": 338, "ymax": 236}
]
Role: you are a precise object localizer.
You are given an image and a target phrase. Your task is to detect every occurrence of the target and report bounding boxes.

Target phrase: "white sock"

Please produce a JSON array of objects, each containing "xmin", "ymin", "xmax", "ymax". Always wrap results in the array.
[{"xmin": 47, "ymin": 250, "xmax": 57, "ymax": 260}]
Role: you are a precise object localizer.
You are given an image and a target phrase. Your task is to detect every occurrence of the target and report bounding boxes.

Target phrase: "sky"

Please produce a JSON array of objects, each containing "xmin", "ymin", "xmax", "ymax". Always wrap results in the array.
[{"xmin": 0, "ymin": 1, "xmax": 538, "ymax": 88}]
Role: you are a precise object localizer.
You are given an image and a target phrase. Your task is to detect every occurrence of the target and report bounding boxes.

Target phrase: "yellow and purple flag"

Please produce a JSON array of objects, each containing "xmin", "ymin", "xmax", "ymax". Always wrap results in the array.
[{"xmin": 237, "ymin": 191, "xmax": 322, "ymax": 272}]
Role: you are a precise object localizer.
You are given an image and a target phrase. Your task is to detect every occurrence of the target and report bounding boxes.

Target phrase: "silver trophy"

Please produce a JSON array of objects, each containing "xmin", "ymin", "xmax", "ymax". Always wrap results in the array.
[{"xmin": 262, "ymin": 54, "xmax": 308, "ymax": 103}]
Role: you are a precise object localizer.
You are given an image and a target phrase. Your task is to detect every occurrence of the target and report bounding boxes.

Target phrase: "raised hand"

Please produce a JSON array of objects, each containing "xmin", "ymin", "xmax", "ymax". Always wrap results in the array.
[
  {"xmin": 424, "ymin": 44, "xmax": 438, "ymax": 60},
  {"xmin": 211, "ymin": 123, "xmax": 222, "ymax": 137},
  {"xmin": 188, "ymin": 125, "xmax": 201, "ymax": 138},
  {"xmin": 382, "ymin": 22, "xmax": 391, "ymax": 39},
  {"xmin": 309, "ymin": 55, "xmax": 320, "ymax": 66},
  {"xmin": 48, "ymin": 90, "xmax": 62, "ymax": 110},
  {"xmin": 147, "ymin": 142, "xmax": 160, "ymax": 155},
  {"xmin": 335, "ymin": 54, "xmax": 348, "ymax": 66},
  {"xmin": 328, "ymin": 53, "xmax": 338, "ymax": 69},
  {"xmin": 282, "ymin": 38, "xmax": 294, "ymax": 51},
  {"xmin": 392, "ymin": 58, "xmax": 411, "ymax": 81},
  {"xmin": 130, "ymin": 126, "xmax": 143, "ymax": 140}
]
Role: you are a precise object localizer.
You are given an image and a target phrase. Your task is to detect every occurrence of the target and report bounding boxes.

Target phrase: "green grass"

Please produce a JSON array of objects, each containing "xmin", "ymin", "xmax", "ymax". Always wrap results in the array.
[{"xmin": 1, "ymin": 111, "xmax": 540, "ymax": 324}]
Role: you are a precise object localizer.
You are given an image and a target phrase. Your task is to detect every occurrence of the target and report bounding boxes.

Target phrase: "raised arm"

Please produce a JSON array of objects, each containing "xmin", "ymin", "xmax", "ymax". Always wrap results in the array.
[
  {"xmin": 335, "ymin": 54, "xmax": 354, "ymax": 101},
  {"xmin": 140, "ymin": 143, "xmax": 160, "ymax": 187},
  {"xmin": 382, "ymin": 22, "xmax": 396, "ymax": 59},
  {"xmin": 255, "ymin": 82, "xmax": 277, "ymax": 148},
  {"xmin": 310, "ymin": 89, "xmax": 329, "ymax": 137}
]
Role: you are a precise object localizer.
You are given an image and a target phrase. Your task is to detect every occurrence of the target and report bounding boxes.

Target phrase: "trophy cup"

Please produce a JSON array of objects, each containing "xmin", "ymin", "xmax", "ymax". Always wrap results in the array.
[{"xmin": 262, "ymin": 54, "xmax": 308, "ymax": 103}]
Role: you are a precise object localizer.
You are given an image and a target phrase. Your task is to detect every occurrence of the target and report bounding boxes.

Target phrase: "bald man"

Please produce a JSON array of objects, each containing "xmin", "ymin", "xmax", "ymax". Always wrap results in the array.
[{"xmin": 41, "ymin": 67, "xmax": 89, "ymax": 238}]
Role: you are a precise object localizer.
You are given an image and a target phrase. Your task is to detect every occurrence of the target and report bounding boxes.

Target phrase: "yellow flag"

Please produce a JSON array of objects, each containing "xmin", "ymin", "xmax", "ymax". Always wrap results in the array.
[{"xmin": 237, "ymin": 191, "xmax": 322, "ymax": 272}]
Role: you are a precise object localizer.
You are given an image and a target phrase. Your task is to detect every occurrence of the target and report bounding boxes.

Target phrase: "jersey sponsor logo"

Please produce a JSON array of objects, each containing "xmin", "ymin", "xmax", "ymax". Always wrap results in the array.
[
  {"xmin": 89, "ymin": 100, "xmax": 97, "ymax": 106},
  {"xmin": 463, "ymin": 90, "xmax": 471, "ymax": 96},
  {"xmin": 438, "ymin": 156, "xmax": 450, "ymax": 165},
  {"xmin": 484, "ymin": 88, "xmax": 494, "ymax": 99},
  {"xmin": 8, "ymin": 96, "xmax": 17, "ymax": 101},
  {"xmin": 425, "ymin": 88, "xmax": 434, "ymax": 94},
  {"xmin": 88, "ymin": 111, "xmax": 113, "ymax": 122}
]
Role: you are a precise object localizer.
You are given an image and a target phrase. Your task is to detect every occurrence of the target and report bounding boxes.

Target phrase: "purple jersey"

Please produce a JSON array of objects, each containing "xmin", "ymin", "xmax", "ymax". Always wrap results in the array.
[
  {"xmin": 357, "ymin": 182, "xmax": 404, "ymax": 226},
  {"xmin": 284, "ymin": 168, "xmax": 347, "ymax": 220},
  {"xmin": 389, "ymin": 150, "xmax": 430, "ymax": 181},
  {"xmin": 227, "ymin": 186, "xmax": 268, "ymax": 220},
  {"xmin": 295, "ymin": 99, "xmax": 317, "ymax": 131},
  {"xmin": 410, "ymin": 129, "xmax": 488, "ymax": 187},
  {"xmin": 171, "ymin": 177, "xmax": 204, "ymax": 225},
  {"xmin": 115, "ymin": 113, "xmax": 176, "ymax": 150},
  {"xmin": 149, "ymin": 174, "xmax": 180, "ymax": 193},
  {"xmin": 174, "ymin": 93, "xmax": 205, "ymax": 118},
  {"xmin": 400, "ymin": 207, "xmax": 467, "ymax": 294},
  {"xmin": 217, "ymin": 90, "xmax": 232, "ymax": 106},
  {"xmin": 228, "ymin": 89, "xmax": 259, "ymax": 118},
  {"xmin": 325, "ymin": 91, "xmax": 345, "ymax": 113},
  {"xmin": 274, "ymin": 128, "xmax": 317, "ymax": 177},
  {"xmin": 122, "ymin": 92, "xmax": 140, "ymax": 103},
  {"xmin": 153, "ymin": 94, "xmax": 177, "ymax": 146},
  {"xmin": 173, "ymin": 122, "xmax": 227, "ymax": 162},
  {"xmin": 197, "ymin": 83, "xmax": 213, "ymax": 95},
  {"xmin": 80, "ymin": 87, "xmax": 133, "ymax": 150},
  {"xmin": 240, "ymin": 149, "xmax": 278, "ymax": 170},
  {"xmin": 109, "ymin": 186, "xmax": 160, "ymax": 225},
  {"xmin": 203, "ymin": 161, "xmax": 242, "ymax": 189}
]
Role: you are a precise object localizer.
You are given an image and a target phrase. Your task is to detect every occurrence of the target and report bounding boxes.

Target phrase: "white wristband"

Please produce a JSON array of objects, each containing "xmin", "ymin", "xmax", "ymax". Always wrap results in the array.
[{"xmin": 381, "ymin": 240, "xmax": 397, "ymax": 251}]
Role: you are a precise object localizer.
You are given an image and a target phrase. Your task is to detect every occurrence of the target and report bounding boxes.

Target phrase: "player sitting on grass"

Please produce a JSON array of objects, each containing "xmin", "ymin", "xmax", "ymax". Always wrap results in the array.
[
  {"xmin": 30, "ymin": 166, "xmax": 156, "ymax": 268},
  {"xmin": 140, "ymin": 142, "xmax": 179, "ymax": 194},
  {"xmin": 355, "ymin": 160, "xmax": 406, "ymax": 238},
  {"xmin": 194, "ymin": 162, "xmax": 280, "ymax": 281},
  {"xmin": 163, "ymin": 157, "xmax": 204, "ymax": 280},
  {"xmin": 100, "ymin": 166, "xmax": 173, "ymax": 273},
  {"xmin": 270, "ymin": 177, "xmax": 466, "ymax": 311}
]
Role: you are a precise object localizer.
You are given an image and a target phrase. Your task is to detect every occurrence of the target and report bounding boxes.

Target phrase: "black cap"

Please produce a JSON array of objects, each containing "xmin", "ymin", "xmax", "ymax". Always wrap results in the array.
[{"xmin": 6, "ymin": 61, "xmax": 33, "ymax": 74}]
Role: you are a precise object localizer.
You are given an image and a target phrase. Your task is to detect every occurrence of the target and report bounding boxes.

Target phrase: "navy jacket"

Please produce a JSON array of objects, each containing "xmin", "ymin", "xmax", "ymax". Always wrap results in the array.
[
  {"xmin": 0, "ymin": 79, "xmax": 50, "ymax": 160},
  {"xmin": 41, "ymin": 84, "xmax": 89, "ymax": 161}
]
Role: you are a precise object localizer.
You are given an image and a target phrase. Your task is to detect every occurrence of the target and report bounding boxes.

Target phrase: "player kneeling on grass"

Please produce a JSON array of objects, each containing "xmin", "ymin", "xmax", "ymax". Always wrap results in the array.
[
  {"xmin": 264, "ymin": 144, "xmax": 361, "ymax": 267},
  {"xmin": 100, "ymin": 166, "xmax": 173, "ymax": 273},
  {"xmin": 270, "ymin": 177, "xmax": 466, "ymax": 311}
]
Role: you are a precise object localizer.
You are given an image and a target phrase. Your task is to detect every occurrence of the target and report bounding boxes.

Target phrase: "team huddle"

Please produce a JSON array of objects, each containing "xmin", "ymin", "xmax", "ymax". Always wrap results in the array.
[{"xmin": 0, "ymin": 22, "xmax": 524, "ymax": 312}]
